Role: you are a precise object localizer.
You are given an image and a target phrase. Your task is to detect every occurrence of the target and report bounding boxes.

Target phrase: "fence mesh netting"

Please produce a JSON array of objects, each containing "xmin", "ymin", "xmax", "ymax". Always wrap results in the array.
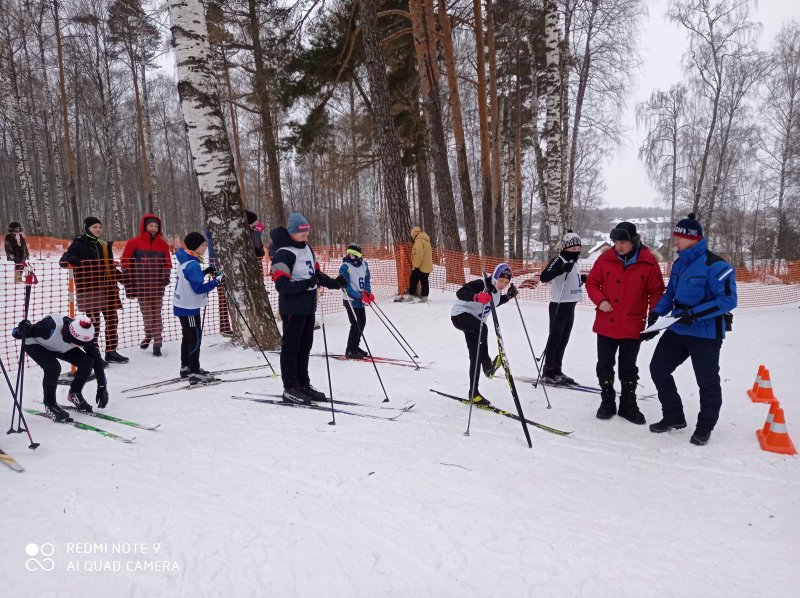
[{"xmin": 3, "ymin": 239, "xmax": 799, "ymax": 370}]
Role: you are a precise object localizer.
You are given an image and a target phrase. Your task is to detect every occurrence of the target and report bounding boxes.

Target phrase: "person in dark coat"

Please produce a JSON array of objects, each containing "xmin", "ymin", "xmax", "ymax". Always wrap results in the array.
[
  {"xmin": 60, "ymin": 217, "xmax": 128, "ymax": 364},
  {"xmin": 647, "ymin": 214, "xmax": 738, "ymax": 446},
  {"xmin": 5, "ymin": 221, "xmax": 29, "ymax": 284},
  {"xmin": 121, "ymin": 214, "xmax": 172, "ymax": 357},
  {"xmin": 585, "ymin": 222, "xmax": 664, "ymax": 424},
  {"xmin": 270, "ymin": 212, "xmax": 345, "ymax": 405}
]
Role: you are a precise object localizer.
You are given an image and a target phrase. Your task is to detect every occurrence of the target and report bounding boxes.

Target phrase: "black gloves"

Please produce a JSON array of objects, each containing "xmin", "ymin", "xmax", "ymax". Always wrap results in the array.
[
  {"xmin": 96, "ymin": 385, "xmax": 109, "ymax": 409},
  {"xmin": 674, "ymin": 310, "xmax": 695, "ymax": 325},
  {"xmin": 16, "ymin": 319, "xmax": 32, "ymax": 337},
  {"xmin": 335, "ymin": 275, "xmax": 347, "ymax": 289},
  {"xmin": 580, "ymin": 274, "xmax": 587, "ymax": 284},
  {"xmin": 563, "ymin": 261, "xmax": 575, "ymax": 273},
  {"xmin": 506, "ymin": 283, "xmax": 519, "ymax": 299},
  {"xmin": 640, "ymin": 312, "xmax": 660, "ymax": 341},
  {"xmin": 306, "ymin": 274, "xmax": 319, "ymax": 289},
  {"xmin": 203, "ymin": 265, "xmax": 219, "ymax": 276},
  {"xmin": 647, "ymin": 312, "xmax": 660, "ymax": 327}
]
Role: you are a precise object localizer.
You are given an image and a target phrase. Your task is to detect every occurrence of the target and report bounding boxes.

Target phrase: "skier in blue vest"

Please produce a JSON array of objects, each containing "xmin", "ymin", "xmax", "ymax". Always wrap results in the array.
[
  {"xmin": 646, "ymin": 214, "xmax": 737, "ymax": 446},
  {"xmin": 339, "ymin": 243, "xmax": 374, "ymax": 359},
  {"xmin": 270, "ymin": 213, "xmax": 345, "ymax": 405},
  {"xmin": 173, "ymin": 232, "xmax": 221, "ymax": 384}
]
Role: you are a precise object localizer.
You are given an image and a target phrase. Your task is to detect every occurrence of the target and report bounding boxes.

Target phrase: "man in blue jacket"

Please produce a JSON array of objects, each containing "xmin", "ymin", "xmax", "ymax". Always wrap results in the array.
[{"xmin": 646, "ymin": 214, "xmax": 737, "ymax": 445}]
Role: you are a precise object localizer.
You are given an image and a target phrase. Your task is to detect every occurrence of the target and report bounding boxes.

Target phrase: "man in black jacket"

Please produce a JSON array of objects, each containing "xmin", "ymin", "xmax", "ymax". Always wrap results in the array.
[
  {"xmin": 450, "ymin": 263, "xmax": 518, "ymax": 406},
  {"xmin": 60, "ymin": 217, "xmax": 128, "ymax": 364},
  {"xmin": 12, "ymin": 314, "xmax": 108, "ymax": 422},
  {"xmin": 270, "ymin": 213, "xmax": 345, "ymax": 405}
]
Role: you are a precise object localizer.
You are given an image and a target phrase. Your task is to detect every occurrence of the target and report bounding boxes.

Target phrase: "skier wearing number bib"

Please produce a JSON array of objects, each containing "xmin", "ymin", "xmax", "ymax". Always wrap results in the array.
[
  {"xmin": 450, "ymin": 264, "xmax": 519, "ymax": 406},
  {"xmin": 270, "ymin": 213, "xmax": 345, "ymax": 405},
  {"xmin": 339, "ymin": 243, "xmax": 374, "ymax": 359}
]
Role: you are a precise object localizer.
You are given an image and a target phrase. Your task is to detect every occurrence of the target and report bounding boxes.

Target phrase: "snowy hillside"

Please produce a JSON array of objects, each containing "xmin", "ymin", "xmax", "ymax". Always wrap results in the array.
[{"xmin": 2, "ymin": 295, "xmax": 798, "ymax": 597}]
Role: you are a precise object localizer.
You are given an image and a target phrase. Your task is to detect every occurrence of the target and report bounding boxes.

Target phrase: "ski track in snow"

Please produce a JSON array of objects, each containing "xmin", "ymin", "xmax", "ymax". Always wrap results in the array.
[{"xmin": 1, "ymin": 293, "xmax": 798, "ymax": 597}]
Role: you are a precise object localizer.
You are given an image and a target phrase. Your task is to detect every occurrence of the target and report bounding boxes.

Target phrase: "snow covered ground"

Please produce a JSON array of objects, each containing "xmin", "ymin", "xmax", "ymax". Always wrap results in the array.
[{"xmin": 1, "ymin": 292, "xmax": 798, "ymax": 597}]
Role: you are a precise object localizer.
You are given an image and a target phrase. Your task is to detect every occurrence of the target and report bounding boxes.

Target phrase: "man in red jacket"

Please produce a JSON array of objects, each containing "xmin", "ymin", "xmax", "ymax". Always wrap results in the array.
[
  {"xmin": 585, "ymin": 222, "xmax": 665, "ymax": 423},
  {"xmin": 121, "ymin": 214, "xmax": 172, "ymax": 357}
]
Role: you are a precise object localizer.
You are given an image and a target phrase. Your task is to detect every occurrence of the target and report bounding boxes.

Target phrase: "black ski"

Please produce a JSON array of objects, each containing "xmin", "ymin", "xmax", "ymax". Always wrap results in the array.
[
  {"xmin": 25, "ymin": 409, "xmax": 135, "ymax": 443},
  {"xmin": 430, "ymin": 389, "xmax": 572, "ymax": 436},
  {"xmin": 122, "ymin": 365, "xmax": 273, "ymax": 393},
  {"xmin": 243, "ymin": 391, "xmax": 415, "ymax": 412},
  {"xmin": 228, "ymin": 395, "xmax": 404, "ymax": 421},
  {"xmin": 518, "ymin": 378, "xmax": 658, "ymax": 399},
  {"xmin": 274, "ymin": 351, "xmax": 431, "ymax": 369},
  {"xmin": 38, "ymin": 402, "xmax": 160, "ymax": 430},
  {"xmin": 0, "ymin": 447, "xmax": 24, "ymax": 472},
  {"xmin": 126, "ymin": 374, "xmax": 274, "ymax": 398}
]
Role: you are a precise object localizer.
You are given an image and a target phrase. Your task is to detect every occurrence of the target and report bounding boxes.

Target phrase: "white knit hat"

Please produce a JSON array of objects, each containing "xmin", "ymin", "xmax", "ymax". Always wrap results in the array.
[{"xmin": 562, "ymin": 230, "xmax": 582, "ymax": 249}]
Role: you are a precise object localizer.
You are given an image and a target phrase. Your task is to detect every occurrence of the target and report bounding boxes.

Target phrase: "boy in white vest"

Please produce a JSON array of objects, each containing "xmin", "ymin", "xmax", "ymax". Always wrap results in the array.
[
  {"xmin": 12, "ymin": 314, "xmax": 107, "ymax": 422},
  {"xmin": 339, "ymin": 243, "xmax": 374, "ymax": 358},
  {"xmin": 538, "ymin": 230, "xmax": 586, "ymax": 385},
  {"xmin": 173, "ymin": 232, "xmax": 221, "ymax": 384},
  {"xmin": 269, "ymin": 213, "xmax": 345, "ymax": 405}
]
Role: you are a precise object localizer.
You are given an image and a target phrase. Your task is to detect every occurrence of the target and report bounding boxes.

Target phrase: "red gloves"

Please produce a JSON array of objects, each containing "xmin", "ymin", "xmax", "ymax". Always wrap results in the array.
[
  {"xmin": 361, "ymin": 291, "xmax": 375, "ymax": 305},
  {"xmin": 474, "ymin": 291, "xmax": 492, "ymax": 305}
]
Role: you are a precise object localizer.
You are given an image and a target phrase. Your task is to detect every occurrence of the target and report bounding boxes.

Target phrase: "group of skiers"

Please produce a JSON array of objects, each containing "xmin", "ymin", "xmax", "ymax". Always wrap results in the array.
[
  {"xmin": 8, "ymin": 210, "xmax": 736, "ymax": 445},
  {"xmin": 450, "ymin": 213, "xmax": 737, "ymax": 446}
]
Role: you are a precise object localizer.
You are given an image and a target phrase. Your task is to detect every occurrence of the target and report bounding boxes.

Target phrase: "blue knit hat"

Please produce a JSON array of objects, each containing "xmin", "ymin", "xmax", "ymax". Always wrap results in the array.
[
  {"xmin": 287, "ymin": 212, "xmax": 310, "ymax": 235},
  {"xmin": 673, "ymin": 213, "xmax": 703, "ymax": 240}
]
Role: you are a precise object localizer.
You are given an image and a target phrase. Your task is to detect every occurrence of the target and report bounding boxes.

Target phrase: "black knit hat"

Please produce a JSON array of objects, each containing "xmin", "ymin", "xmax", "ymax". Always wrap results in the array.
[
  {"xmin": 245, "ymin": 210, "xmax": 258, "ymax": 225},
  {"xmin": 610, "ymin": 221, "xmax": 640, "ymax": 243},
  {"xmin": 9, "ymin": 221, "xmax": 21, "ymax": 230},
  {"xmin": 673, "ymin": 213, "xmax": 703, "ymax": 240},
  {"xmin": 84, "ymin": 216, "xmax": 102, "ymax": 233},
  {"xmin": 184, "ymin": 231, "xmax": 206, "ymax": 251}
]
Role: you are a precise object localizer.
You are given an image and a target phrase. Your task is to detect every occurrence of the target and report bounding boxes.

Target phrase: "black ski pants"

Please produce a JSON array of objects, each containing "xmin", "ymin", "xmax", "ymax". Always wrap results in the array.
[
  {"xmin": 407, "ymin": 268, "xmax": 430, "ymax": 297},
  {"xmin": 343, "ymin": 302, "xmax": 367, "ymax": 352},
  {"xmin": 179, "ymin": 314, "xmax": 203, "ymax": 373},
  {"xmin": 543, "ymin": 301, "xmax": 576, "ymax": 375},
  {"xmin": 596, "ymin": 334, "xmax": 641, "ymax": 384},
  {"xmin": 650, "ymin": 330, "xmax": 723, "ymax": 432},
  {"xmin": 281, "ymin": 313, "xmax": 315, "ymax": 389},
  {"xmin": 25, "ymin": 344, "xmax": 94, "ymax": 394},
  {"xmin": 452, "ymin": 313, "xmax": 490, "ymax": 397}
]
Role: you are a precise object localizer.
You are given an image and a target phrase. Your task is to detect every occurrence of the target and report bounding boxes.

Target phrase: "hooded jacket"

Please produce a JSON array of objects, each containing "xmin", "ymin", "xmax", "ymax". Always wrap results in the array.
[
  {"xmin": 653, "ymin": 238, "xmax": 737, "ymax": 340},
  {"xmin": 411, "ymin": 231, "xmax": 433, "ymax": 273},
  {"xmin": 173, "ymin": 248, "xmax": 219, "ymax": 316},
  {"xmin": 585, "ymin": 244, "xmax": 665, "ymax": 339},
  {"xmin": 121, "ymin": 214, "xmax": 172, "ymax": 298}
]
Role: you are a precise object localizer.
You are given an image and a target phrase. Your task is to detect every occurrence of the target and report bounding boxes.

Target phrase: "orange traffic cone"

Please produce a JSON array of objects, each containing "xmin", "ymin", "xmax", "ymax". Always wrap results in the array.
[
  {"xmin": 751, "ymin": 369, "xmax": 777, "ymax": 404},
  {"xmin": 756, "ymin": 407, "xmax": 797, "ymax": 455},
  {"xmin": 758, "ymin": 400, "xmax": 780, "ymax": 437},
  {"xmin": 746, "ymin": 365, "xmax": 766, "ymax": 402}
]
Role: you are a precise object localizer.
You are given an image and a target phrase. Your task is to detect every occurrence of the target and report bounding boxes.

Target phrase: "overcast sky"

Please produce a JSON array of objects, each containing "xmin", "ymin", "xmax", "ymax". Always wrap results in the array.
[{"xmin": 603, "ymin": 0, "xmax": 800, "ymax": 209}]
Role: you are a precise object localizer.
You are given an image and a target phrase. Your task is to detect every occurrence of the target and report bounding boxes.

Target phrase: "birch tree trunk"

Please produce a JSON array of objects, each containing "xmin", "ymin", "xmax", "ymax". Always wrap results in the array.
[
  {"xmin": 543, "ymin": 0, "xmax": 563, "ymax": 252},
  {"xmin": 169, "ymin": 0, "xmax": 280, "ymax": 349}
]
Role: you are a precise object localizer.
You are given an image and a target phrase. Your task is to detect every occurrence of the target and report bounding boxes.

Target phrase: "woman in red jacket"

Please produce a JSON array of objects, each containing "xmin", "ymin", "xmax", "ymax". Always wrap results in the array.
[
  {"xmin": 585, "ymin": 222, "xmax": 664, "ymax": 424},
  {"xmin": 121, "ymin": 214, "xmax": 172, "ymax": 356}
]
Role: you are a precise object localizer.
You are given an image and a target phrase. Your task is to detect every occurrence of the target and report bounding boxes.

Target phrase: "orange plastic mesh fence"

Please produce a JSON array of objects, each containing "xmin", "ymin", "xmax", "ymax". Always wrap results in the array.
[{"xmin": 2, "ymin": 241, "xmax": 798, "ymax": 370}]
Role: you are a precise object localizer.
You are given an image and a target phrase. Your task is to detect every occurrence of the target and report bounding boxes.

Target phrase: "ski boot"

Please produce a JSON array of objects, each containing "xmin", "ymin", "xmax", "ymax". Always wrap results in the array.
[
  {"xmin": 471, "ymin": 393, "xmax": 491, "ymax": 407},
  {"xmin": 43, "ymin": 385, "xmax": 73, "ymax": 423},
  {"xmin": 554, "ymin": 371, "xmax": 577, "ymax": 386},
  {"xmin": 541, "ymin": 370, "xmax": 570, "ymax": 386},
  {"xmin": 345, "ymin": 348, "xmax": 365, "ymax": 360},
  {"xmin": 302, "ymin": 385, "xmax": 328, "ymax": 402},
  {"xmin": 417, "ymin": 296, "xmax": 429, "ymax": 303},
  {"xmin": 188, "ymin": 371, "xmax": 220, "ymax": 385},
  {"xmin": 152, "ymin": 344, "xmax": 162, "ymax": 357},
  {"xmin": 596, "ymin": 380, "xmax": 616, "ymax": 420},
  {"xmin": 482, "ymin": 355, "xmax": 502, "ymax": 379},
  {"xmin": 105, "ymin": 351, "xmax": 129, "ymax": 364},
  {"xmin": 282, "ymin": 387, "xmax": 311, "ymax": 406},
  {"xmin": 181, "ymin": 366, "xmax": 211, "ymax": 379},
  {"xmin": 617, "ymin": 380, "xmax": 646, "ymax": 425},
  {"xmin": 140, "ymin": 338, "xmax": 151, "ymax": 350},
  {"xmin": 649, "ymin": 418, "xmax": 688, "ymax": 433},
  {"xmin": 67, "ymin": 391, "xmax": 93, "ymax": 413}
]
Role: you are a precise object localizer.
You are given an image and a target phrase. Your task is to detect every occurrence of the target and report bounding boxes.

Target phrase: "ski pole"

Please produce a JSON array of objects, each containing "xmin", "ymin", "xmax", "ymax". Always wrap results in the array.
[
  {"xmin": 342, "ymin": 289, "xmax": 390, "ymax": 403},
  {"xmin": 367, "ymin": 304, "xmax": 420, "ymax": 369},
  {"xmin": 221, "ymin": 281, "xmax": 278, "ymax": 377},
  {"xmin": 317, "ymin": 298, "xmax": 336, "ymax": 425},
  {"xmin": 370, "ymin": 300, "xmax": 419, "ymax": 357},
  {"xmin": 10, "ymin": 263, "xmax": 35, "ymax": 433},
  {"xmin": 0, "ymin": 354, "xmax": 38, "ymax": 449},
  {"xmin": 513, "ymin": 295, "xmax": 551, "ymax": 409},
  {"xmin": 464, "ymin": 307, "xmax": 490, "ymax": 438}
]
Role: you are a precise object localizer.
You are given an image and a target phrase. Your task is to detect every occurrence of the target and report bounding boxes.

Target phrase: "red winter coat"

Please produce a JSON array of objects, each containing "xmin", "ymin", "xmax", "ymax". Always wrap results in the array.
[
  {"xmin": 121, "ymin": 214, "xmax": 172, "ymax": 299},
  {"xmin": 585, "ymin": 245, "xmax": 665, "ymax": 339}
]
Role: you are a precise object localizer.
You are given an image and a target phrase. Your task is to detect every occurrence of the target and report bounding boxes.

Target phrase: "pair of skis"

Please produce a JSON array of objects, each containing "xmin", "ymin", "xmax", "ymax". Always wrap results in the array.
[
  {"xmin": 229, "ymin": 392, "xmax": 414, "ymax": 421},
  {"xmin": 121, "ymin": 364, "xmax": 272, "ymax": 394}
]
